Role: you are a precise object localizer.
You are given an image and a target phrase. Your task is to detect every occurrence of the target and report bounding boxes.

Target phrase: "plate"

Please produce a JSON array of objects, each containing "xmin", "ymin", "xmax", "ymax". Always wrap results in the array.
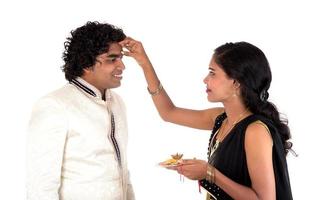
[
  {"xmin": 158, "ymin": 153, "xmax": 184, "ymax": 168},
  {"xmin": 158, "ymin": 159, "xmax": 182, "ymax": 168}
]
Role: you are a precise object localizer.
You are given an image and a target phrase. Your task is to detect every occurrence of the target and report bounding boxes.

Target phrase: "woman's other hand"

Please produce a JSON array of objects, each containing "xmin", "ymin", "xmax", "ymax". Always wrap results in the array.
[{"xmin": 174, "ymin": 159, "xmax": 208, "ymax": 180}]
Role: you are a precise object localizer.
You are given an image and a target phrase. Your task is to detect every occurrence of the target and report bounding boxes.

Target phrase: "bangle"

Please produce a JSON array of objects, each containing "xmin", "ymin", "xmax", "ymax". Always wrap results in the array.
[
  {"xmin": 147, "ymin": 82, "xmax": 163, "ymax": 96},
  {"xmin": 206, "ymin": 164, "xmax": 213, "ymax": 183},
  {"xmin": 206, "ymin": 164, "xmax": 216, "ymax": 184}
]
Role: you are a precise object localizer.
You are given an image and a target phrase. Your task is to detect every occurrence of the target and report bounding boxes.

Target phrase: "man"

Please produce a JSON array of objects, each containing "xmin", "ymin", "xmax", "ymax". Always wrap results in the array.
[{"xmin": 27, "ymin": 21, "xmax": 135, "ymax": 200}]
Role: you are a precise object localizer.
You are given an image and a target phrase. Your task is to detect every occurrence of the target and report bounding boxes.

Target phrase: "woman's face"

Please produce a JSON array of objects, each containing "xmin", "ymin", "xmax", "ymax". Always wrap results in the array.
[{"xmin": 203, "ymin": 57, "xmax": 237, "ymax": 103}]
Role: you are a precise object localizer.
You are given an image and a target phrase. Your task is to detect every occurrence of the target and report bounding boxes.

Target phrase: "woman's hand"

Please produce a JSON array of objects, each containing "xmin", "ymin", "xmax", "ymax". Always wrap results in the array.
[
  {"xmin": 119, "ymin": 37, "xmax": 151, "ymax": 68},
  {"xmin": 174, "ymin": 159, "xmax": 208, "ymax": 180}
]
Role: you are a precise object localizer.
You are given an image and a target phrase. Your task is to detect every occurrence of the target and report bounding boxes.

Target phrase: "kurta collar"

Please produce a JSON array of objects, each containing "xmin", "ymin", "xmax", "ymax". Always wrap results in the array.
[{"xmin": 70, "ymin": 77, "xmax": 112, "ymax": 101}]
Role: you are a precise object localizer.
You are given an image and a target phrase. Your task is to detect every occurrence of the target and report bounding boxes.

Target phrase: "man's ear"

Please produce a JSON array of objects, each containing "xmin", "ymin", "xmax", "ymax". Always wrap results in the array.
[{"xmin": 83, "ymin": 66, "xmax": 94, "ymax": 74}]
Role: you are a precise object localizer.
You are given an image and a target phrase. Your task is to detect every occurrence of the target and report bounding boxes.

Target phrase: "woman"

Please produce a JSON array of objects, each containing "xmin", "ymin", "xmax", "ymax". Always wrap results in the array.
[{"xmin": 120, "ymin": 38, "xmax": 293, "ymax": 199}]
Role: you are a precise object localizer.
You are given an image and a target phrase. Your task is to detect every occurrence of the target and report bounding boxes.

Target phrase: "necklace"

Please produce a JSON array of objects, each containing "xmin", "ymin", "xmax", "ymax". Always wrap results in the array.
[{"xmin": 210, "ymin": 108, "xmax": 250, "ymax": 156}]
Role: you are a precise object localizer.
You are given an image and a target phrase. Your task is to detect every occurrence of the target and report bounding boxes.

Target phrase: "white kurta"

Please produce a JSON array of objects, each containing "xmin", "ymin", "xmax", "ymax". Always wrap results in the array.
[{"xmin": 27, "ymin": 78, "xmax": 135, "ymax": 200}]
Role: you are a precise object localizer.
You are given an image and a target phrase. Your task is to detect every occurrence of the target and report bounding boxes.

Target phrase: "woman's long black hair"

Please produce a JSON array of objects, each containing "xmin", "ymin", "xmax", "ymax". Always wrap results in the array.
[{"xmin": 214, "ymin": 42, "xmax": 292, "ymax": 155}]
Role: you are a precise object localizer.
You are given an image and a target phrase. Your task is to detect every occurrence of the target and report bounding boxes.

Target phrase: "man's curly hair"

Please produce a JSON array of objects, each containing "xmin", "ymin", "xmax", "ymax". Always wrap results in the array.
[{"xmin": 62, "ymin": 21, "xmax": 126, "ymax": 81}]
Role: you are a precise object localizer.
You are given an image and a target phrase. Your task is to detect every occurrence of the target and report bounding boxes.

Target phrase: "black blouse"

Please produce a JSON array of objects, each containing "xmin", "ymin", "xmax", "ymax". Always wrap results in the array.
[{"xmin": 199, "ymin": 113, "xmax": 293, "ymax": 200}]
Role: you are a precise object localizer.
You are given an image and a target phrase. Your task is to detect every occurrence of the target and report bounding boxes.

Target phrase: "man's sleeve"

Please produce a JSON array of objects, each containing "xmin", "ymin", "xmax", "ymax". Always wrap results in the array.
[{"xmin": 27, "ymin": 97, "xmax": 68, "ymax": 200}]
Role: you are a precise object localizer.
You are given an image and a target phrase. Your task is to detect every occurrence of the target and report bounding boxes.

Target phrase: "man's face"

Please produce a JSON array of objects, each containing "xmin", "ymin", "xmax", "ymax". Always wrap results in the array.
[{"xmin": 83, "ymin": 43, "xmax": 125, "ymax": 93}]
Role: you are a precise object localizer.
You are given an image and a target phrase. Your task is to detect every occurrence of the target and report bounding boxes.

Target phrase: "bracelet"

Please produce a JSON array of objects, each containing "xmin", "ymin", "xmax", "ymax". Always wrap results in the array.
[
  {"xmin": 147, "ymin": 82, "xmax": 163, "ymax": 96},
  {"xmin": 206, "ymin": 164, "xmax": 212, "ymax": 183},
  {"xmin": 206, "ymin": 164, "xmax": 216, "ymax": 184}
]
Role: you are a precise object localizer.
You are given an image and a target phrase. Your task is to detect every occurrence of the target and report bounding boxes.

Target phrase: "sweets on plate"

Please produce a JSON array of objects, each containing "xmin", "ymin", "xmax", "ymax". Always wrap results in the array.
[{"xmin": 159, "ymin": 153, "xmax": 183, "ymax": 167}]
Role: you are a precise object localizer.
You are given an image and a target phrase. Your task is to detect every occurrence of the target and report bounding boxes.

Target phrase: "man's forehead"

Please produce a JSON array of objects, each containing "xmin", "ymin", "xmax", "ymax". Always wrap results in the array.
[
  {"xmin": 107, "ymin": 43, "xmax": 122, "ymax": 53},
  {"xmin": 98, "ymin": 43, "xmax": 122, "ymax": 57}
]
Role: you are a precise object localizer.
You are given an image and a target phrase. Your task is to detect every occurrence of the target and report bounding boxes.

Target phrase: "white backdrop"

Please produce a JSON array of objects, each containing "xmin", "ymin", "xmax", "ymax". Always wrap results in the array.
[{"xmin": 1, "ymin": 0, "xmax": 322, "ymax": 199}]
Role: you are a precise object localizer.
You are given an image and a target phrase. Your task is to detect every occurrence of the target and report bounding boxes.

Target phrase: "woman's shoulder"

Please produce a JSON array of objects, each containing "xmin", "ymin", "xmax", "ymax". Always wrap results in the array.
[
  {"xmin": 246, "ymin": 120, "xmax": 272, "ymax": 137},
  {"xmin": 244, "ymin": 116, "xmax": 274, "ymax": 146},
  {"xmin": 244, "ymin": 119, "xmax": 274, "ymax": 158}
]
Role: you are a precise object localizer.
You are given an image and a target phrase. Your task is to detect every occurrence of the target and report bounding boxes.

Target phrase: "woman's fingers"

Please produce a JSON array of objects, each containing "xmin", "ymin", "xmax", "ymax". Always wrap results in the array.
[
  {"xmin": 181, "ymin": 159, "xmax": 198, "ymax": 165},
  {"xmin": 119, "ymin": 37, "xmax": 151, "ymax": 67},
  {"xmin": 121, "ymin": 50, "xmax": 133, "ymax": 57},
  {"xmin": 120, "ymin": 37, "xmax": 137, "ymax": 50}
]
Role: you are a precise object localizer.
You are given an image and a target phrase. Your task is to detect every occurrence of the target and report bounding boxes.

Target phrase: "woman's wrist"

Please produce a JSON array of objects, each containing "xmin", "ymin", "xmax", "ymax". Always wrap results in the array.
[{"xmin": 147, "ymin": 82, "xmax": 163, "ymax": 96}]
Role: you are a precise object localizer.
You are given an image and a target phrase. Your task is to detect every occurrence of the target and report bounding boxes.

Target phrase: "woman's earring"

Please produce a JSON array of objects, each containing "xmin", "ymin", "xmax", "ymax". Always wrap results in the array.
[{"xmin": 232, "ymin": 81, "xmax": 240, "ymax": 98}]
